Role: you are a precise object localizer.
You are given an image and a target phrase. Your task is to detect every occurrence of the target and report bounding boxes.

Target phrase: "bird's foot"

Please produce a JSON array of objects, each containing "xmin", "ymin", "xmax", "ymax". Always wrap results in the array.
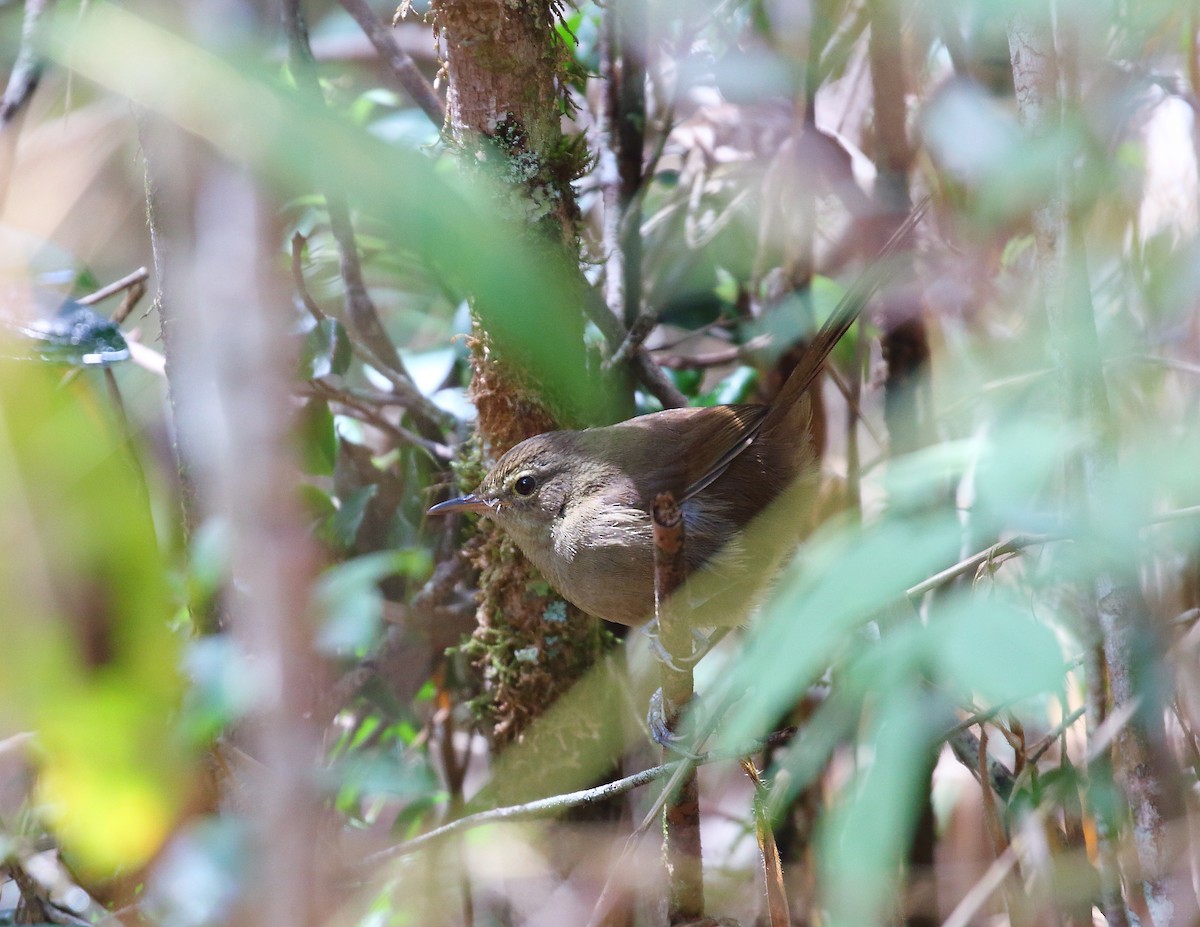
[
  {"xmin": 642, "ymin": 620, "xmax": 721, "ymax": 671},
  {"xmin": 646, "ymin": 688, "xmax": 704, "ymax": 757}
]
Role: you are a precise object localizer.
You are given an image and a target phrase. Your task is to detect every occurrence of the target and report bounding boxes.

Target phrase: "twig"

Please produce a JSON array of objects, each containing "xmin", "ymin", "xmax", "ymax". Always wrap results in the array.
[
  {"xmin": 654, "ymin": 345, "xmax": 741, "ymax": 369},
  {"xmin": 302, "ymin": 381, "xmax": 453, "ymax": 460},
  {"xmin": 283, "ymin": 1, "xmax": 450, "ymax": 438},
  {"xmin": 338, "ymin": 0, "xmax": 445, "ymax": 127},
  {"xmin": 290, "ymin": 234, "xmax": 327, "ymax": 321},
  {"xmin": 906, "ymin": 532, "xmax": 1056, "ymax": 601},
  {"xmin": 740, "ymin": 758, "xmax": 790, "ymax": 927},
  {"xmin": 947, "ymin": 726, "xmax": 1015, "ymax": 800},
  {"xmin": 652, "ymin": 491, "xmax": 704, "ymax": 923},
  {"xmin": 0, "ymin": 0, "xmax": 54, "ymax": 212},
  {"xmin": 289, "ymin": 225, "xmax": 453, "ymax": 432},
  {"xmin": 77, "ymin": 267, "xmax": 150, "ymax": 307},
  {"xmin": 364, "ymin": 757, "xmax": 680, "ymax": 866},
  {"xmin": 582, "ymin": 286, "xmax": 688, "ymax": 408},
  {"xmin": 825, "ymin": 357, "xmax": 887, "ymax": 451},
  {"xmin": 110, "ymin": 279, "xmax": 147, "ymax": 327},
  {"xmin": 939, "ymin": 844, "xmax": 1019, "ymax": 927},
  {"xmin": 1027, "ymin": 705, "xmax": 1086, "ymax": 765}
]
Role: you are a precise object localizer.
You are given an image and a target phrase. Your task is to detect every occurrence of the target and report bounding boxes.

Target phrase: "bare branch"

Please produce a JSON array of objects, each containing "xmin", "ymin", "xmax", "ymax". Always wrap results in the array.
[
  {"xmin": 338, "ymin": 0, "xmax": 445, "ymax": 127},
  {"xmin": 283, "ymin": 0, "xmax": 450, "ymax": 438},
  {"xmin": 77, "ymin": 267, "xmax": 150, "ymax": 308}
]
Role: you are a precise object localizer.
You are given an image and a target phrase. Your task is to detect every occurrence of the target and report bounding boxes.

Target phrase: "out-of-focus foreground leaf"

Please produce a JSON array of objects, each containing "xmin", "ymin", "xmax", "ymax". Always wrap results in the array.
[
  {"xmin": 45, "ymin": 3, "xmax": 619, "ymax": 427},
  {"xmin": 0, "ymin": 361, "xmax": 189, "ymax": 877}
]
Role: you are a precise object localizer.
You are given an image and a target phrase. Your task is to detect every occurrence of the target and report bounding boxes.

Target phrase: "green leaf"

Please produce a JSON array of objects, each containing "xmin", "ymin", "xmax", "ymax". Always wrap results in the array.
[
  {"xmin": 721, "ymin": 512, "xmax": 963, "ymax": 744},
  {"xmin": 0, "ymin": 361, "xmax": 187, "ymax": 877},
  {"xmin": 819, "ymin": 686, "xmax": 934, "ymax": 927},
  {"xmin": 932, "ymin": 593, "xmax": 1066, "ymax": 706},
  {"xmin": 299, "ymin": 316, "xmax": 352, "ymax": 380},
  {"xmin": 328, "ymin": 484, "xmax": 377, "ymax": 551},
  {"xmin": 298, "ymin": 399, "xmax": 337, "ymax": 476},
  {"xmin": 314, "ymin": 550, "xmax": 432, "ymax": 656}
]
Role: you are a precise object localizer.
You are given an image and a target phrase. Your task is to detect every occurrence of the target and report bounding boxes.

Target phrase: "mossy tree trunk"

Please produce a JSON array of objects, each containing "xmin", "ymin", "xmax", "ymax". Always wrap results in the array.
[{"xmin": 430, "ymin": 0, "xmax": 608, "ymax": 748}]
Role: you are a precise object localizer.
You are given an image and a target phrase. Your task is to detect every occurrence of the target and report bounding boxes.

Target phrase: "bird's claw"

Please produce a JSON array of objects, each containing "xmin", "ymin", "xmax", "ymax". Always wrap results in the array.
[
  {"xmin": 646, "ymin": 688, "xmax": 704, "ymax": 758},
  {"xmin": 642, "ymin": 619, "xmax": 712, "ymax": 671}
]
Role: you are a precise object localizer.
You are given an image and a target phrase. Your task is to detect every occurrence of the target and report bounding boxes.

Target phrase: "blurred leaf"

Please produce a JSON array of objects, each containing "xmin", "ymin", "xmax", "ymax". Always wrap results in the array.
[
  {"xmin": 186, "ymin": 516, "xmax": 231, "ymax": 611},
  {"xmin": 932, "ymin": 593, "xmax": 1066, "ymax": 706},
  {"xmin": 0, "ymin": 361, "xmax": 188, "ymax": 876},
  {"xmin": 721, "ymin": 512, "xmax": 963, "ymax": 742},
  {"xmin": 369, "ymin": 108, "xmax": 441, "ymax": 149},
  {"xmin": 314, "ymin": 550, "xmax": 431, "ymax": 656},
  {"xmin": 971, "ymin": 416, "xmax": 1075, "ymax": 534},
  {"xmin": 299, "ymin": 316, "xmax": 351, "ymax": 380},
  {"xmin": 298, "ymin": 398, "xmax": 337, "ymax": 476},
  {"xmin": 818, "ymin": 686, "xmax": 934, "ymax": 927},
  {"xmin": 145, "ymin": 816, "xmax": 246, "ymax": 927},
  {"xmin": 745, "ymin": 276, "xmax": 856, "ymax": 369},
  {"xmin": 349, "ymin": 87, "xmax": 400, "ymax": 125},
  {"xmin": 180, "ymin": 634, "xmax": 257, "ymax": 741},
  {"xmin": 922, "ymin": 81, "xmax": 1023, "ymax": 188}
]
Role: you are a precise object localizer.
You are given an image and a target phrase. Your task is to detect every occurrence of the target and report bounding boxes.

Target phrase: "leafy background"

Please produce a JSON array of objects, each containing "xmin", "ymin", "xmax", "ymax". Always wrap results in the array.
[{"xmin": 1, "ymin": 1, "xmax": 1199, "ymax": 926}]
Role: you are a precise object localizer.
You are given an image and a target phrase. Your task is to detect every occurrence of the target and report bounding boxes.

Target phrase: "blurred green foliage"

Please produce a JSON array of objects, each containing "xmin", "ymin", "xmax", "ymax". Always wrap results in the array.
[
  {"xmin": 0, "ymin": 0, "xmax": 1198, "ymax": 924},
  {"xmin": 0, "ymin": 362, "xmax": 188, "ymax": 876}
]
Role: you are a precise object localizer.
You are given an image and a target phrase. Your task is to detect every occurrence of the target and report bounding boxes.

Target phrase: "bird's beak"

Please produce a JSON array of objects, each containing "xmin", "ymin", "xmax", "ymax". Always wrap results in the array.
[{"xmin": 427, "ymin": 493, "xmax": 493, "ymax": 516}]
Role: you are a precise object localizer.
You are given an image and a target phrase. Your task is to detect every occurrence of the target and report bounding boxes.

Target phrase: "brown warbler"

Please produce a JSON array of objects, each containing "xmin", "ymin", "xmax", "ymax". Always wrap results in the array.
[{"xmin": 429, "ymin": 208, "xmax": 922, "ymax": 627}]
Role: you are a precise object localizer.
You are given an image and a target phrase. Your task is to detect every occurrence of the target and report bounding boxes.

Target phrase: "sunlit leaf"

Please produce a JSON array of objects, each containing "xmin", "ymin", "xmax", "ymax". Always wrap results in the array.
[
  {"xmin": 721, "ymin": 512, "xmax": 963, "ymax": 743},
  {"xmin": 0, "ymin": 361, "xmax": 188, "ymax": 876}
]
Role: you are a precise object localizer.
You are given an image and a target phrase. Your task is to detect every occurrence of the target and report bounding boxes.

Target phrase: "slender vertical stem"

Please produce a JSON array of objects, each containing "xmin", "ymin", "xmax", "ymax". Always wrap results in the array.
[
  {"xmin": 1009, "ymin": 9, "xmax": 1186, "ymax": 925},
  {"xmin": 652, "ymin": 492, "xmax": 704, "ymax": 923}
]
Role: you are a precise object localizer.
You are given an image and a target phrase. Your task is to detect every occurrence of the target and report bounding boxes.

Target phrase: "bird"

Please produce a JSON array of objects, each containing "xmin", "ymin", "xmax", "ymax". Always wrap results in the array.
[{"xmin": 429, "ymin": 206, "xmax": 922, "ymax": 627}]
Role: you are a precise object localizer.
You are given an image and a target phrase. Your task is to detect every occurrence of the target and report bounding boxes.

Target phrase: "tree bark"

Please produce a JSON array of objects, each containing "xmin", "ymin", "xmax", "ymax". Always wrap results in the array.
[{"xmin": 430, "ymin": 0, "xmax": 608, "ymax": 747}]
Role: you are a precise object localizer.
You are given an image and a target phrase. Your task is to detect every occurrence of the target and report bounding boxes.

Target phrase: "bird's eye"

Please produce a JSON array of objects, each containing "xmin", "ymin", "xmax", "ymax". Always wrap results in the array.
[{"xmin": 513, "ymin": 475, "xmax": 537, "ymax": 497}]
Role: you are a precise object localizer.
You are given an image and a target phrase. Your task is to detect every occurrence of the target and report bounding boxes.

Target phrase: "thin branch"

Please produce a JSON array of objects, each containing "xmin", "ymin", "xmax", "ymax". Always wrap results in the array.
[
  {"xmin": 77, "ymin": 267, "xmax": 150, "ymax": 307},
  {"xmin": 302, "ymin": 380, "xmax": 453, "ymax": 460},
  {"xmin": 337, "ymin": 0, "xmax": 445, "ymax": 127},
  {"xmin": 0, "ymin": 0, "xmax": 54, "ymax": 212},
  {"xmin": 825, "ymin": 357, "xmax": 887, "ymax": 451},
  {"xmin": 582, "ymin": 285, "xmax": 688, "ymax": 408},
  {"xmin": 940, "ymin": 844, "xmax": 1020, "ymax": 927},
  {"xmin": 367, "ymin": 759, "xmax": 679, "ymax": 865},
  {"xmin": 283, "ymin": 1, "xmax": 449, "ymax": 438},
  {"xmin": 906, "ymin": 532, "xmax": 1056, "ymax": 601},
  {"xmin": 652, "ymin": 491, "xmax": 704, "ymax": 923},
  {"xmin": 290, "ymin": 233, "xmax": 327, "ymax": 321},
  {"xmin": 362, "ymin": 727, "xmax": 797, "ymax": 870}
]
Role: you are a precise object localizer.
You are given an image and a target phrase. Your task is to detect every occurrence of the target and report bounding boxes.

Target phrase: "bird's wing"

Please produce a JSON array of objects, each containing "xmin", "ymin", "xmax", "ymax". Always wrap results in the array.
[
  {"xmin": 596, "ymin": 403, "xmax": 770, "ymax": 504},
  {"xmin": 678, "ymin": 404, "xmax": 771, "ymax": 503}
]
